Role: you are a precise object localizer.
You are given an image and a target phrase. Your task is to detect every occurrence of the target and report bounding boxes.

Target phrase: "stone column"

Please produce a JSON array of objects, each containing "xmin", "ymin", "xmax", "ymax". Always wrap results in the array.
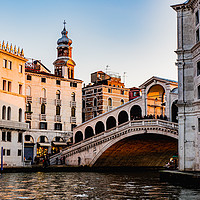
[
  {"xmin": 141, "ymin": 87, "xmax": 146, "ymax": 117},
  {"xmin": 165, "ymin": 83, "xmax": 171, "ymax": 120}
]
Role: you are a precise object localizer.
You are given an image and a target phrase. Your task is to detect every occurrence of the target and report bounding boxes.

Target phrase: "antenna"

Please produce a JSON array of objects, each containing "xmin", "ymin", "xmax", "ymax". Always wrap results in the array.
[
  {"xmin": 105, "ymin": 65, "xmax": 110, "ymax": 74},
  {"xmin": 123, "ymin": 72, "xmax": 127, "ymax": 85}
]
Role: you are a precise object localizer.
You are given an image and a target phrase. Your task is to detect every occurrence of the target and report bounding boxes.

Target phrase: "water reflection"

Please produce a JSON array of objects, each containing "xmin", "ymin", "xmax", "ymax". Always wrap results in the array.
[{"xmin": 0, "ymin": 171, "xmax": 199, "ymax": 199}]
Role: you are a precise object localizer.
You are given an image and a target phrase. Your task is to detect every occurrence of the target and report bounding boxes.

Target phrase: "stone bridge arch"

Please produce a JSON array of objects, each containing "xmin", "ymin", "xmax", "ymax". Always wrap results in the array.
[{"xmin": 90, "ymin": 130, "xmax": 178, "ymax": 167}]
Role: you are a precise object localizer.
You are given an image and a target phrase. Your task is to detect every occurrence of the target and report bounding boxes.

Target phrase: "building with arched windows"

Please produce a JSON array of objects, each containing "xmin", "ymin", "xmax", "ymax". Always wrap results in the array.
[
  {"xmin": 82, "ymin": 71, "xmax": 129, "ymax": 122},
  {"xmin": 23, "ymin": 23, "xmax": 82, "ymax": 160},
  {"xmin": 0, "ymin": 41, "xmax": 28, "ymax": 166}
]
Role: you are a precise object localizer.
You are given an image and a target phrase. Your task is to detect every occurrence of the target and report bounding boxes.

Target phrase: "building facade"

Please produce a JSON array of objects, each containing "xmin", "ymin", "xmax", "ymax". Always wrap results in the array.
[
  {"xmin": 24, "ymin": 24, "xmax": 83, "ymax": 160},
  {"xmin": 0, "ymin": 41, "xmax": 28, "ymax": 166},
  {"xmin": 172, "ymin": 0, "xmax": 200, "ymax": 171},
  {"xmin": 82, "ymin": 71, "xmax": 129, "ymax": 122}
]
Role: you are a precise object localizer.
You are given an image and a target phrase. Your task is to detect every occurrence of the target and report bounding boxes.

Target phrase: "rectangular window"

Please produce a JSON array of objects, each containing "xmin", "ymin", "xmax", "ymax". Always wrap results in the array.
[
  {"xmin": 94, "ymin": 89, "xmax": 97, "ymax": 93},
  {"xmin": 70, "ymin": 82, "xmax": 77, "ymax": 87},
  {"xmin": 198, "ymin": 85, "xmax": 200, "ymax": 99},
  {"xmin": 108, "ymin": 88, "xmax": 112, "ymax": 93},
  {"xmin": 3, "ymin": 80, "xmax": 6, "ymax": 91},
  {"xmin": 196, "ymin": 29, "xmax": 199, "ymax": 43},
  {"xmin": 56, "ymin": 80, "xmax": 61, "ymax": 85},
  {"xmin": 3, "ymin": 149, "xmax": 5, "ymax": 156},
  {"xmin": 27, "ymin": 75, "xmax": 32, "ymax": 80},
  {"xmin": 2, "ymin": 132, "xmax": 6, "ymax": 141},
  {"xmin": 19, "ymin": 84, "xmax": 22, "ymax": 94},
  {"xmin": 54, "ymin": 123, "xmax": 62, "ymax": 130},
  {"xmin": 8, "ymin": 61, "xmax": 12, "ymax": 70},
  {"xmin": 7, "ymin": 149, "xmax": 10, "ymax": 156},
  {"xmin": 121, "ymin": 90, "xmax": 124, "ymax": 95},
  {"xmin": 196, "ymin": 10, "xmax": 199, "ymax": 25},
  {"xmin": 19, "ymin": 65, "xmax": 23, "ymax": 73},
  {"xmin": 197, "ymin": 62, "xmax": 200, "ymax": 76},
  {"xmin": 3, "ymin": 59, "xmax": 7, "ymax": 68},
  {"xmin": 41, "ymin": 78, "xmax": 46, "ymax": 83},
  {"xmin": 8, "ymin": 81, "xmax": 11, "ymax": 92},
  {"xmin": 18, "ymin": 149, "xmax": 22, "ymax": 156},
  {"xmin": 71, "ymin": 124, "xmax": 77, "ymax": 131},
  {"xmin": 18, "ymin": 132, "xmax": 22, "ymax": 143},
  {"xmin": 40, "ymin": 122, "xmax": 47, "ymax": 130},
  {"xmin": 7, "ymin": 132, "xmax": 11, "ymax": 142},
  {"xmin": 40, "ymin": 136, "xmax": 45, "ymax": 143}
]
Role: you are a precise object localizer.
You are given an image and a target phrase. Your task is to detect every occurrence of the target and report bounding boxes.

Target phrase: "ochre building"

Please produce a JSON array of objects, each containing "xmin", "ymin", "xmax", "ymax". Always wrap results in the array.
[
  {"xmin": 0, "ymin": 41, "xmax": 28, "ymax": 166},
  {"xmin": 82, "ymin": 71, "xmax": 129, "ymax": 122}
]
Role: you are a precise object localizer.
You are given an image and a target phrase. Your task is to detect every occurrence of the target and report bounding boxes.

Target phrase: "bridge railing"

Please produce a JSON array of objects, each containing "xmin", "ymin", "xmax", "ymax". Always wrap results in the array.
[{"xmin": 50, "ymin": 119, "xmax": 178, "ymax": 163}]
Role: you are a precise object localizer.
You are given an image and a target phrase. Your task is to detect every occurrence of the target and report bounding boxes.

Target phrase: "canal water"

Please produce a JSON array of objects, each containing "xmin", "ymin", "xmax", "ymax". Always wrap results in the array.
[{"xmin": 0, "ymin": 171, "xmax": 200, "ymax": 199}]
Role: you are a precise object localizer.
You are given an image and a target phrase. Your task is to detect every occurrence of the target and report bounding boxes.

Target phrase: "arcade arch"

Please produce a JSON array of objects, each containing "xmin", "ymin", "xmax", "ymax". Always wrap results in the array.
[
  {"xmin": 118, "ymin": 110, "xmax": 129, "ymax": 125},
  {"xmin": 95, "ymin": 121, "xmax": 105, "ymax": 134},
  {"xmin": 106, "ymin": 116, "xmax": 116, "ymax": 130},
  {"xmin": 75, "ymin": 131, "xmax": 83, "ymax": 143},
  {"xmin": 85, "ymin": 126, "xmax": 94, "ymax": 139},
  {"xmin": 147, "ymin": 84, "xmax": 165, "ymax": 118},
  {"xmin": 130, "ymin": 105, "xmax": 142, "ymax": 120}
]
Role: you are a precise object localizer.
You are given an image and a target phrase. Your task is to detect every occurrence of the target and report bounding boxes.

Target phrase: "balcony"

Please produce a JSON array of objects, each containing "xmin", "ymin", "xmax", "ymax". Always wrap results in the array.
[
  {"xmin": 40, "ymin": 97, "xmax": 47, "ymax": 104},
  {"xmin": 55, "ymin": 115, "xmax": 61, "ymax": 122},
  {"xmin": 55, "ymin": 99, "xmax": 61, "ymax": 106},
  {"xmin": 93, "ymin": 107, "xmax": 97, "ymax": 111},
  {"xmin": 70, "ymin": 101, "xmax": 76, "ymax": 107},
  {"xmin": 70, "ymin": 117, "xmax": 76, "ymax": 123},
  {"xmin": 39, "ymin": 114, "xmax": 46, "ymax": 121},
  {"xmin": 107, "ymin": 106, "xmax": 113, "ymax": 112},
  {"xmin": 0, "ymin": 120, "xmax": 28, "ymax": 131},
  {"xmin": 26, "ymin": 96, "xmax": 32, "ymax": 103},
  {"xmin": 25, "ymin": 112, "xmax": 32, "ymax": 120}
]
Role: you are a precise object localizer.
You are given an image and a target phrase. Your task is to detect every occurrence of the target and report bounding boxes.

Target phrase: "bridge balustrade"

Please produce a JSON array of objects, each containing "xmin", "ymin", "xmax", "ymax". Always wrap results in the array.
[{"xmin": 50, "ymin": 119, "xmax": 178, "ymax": 164}]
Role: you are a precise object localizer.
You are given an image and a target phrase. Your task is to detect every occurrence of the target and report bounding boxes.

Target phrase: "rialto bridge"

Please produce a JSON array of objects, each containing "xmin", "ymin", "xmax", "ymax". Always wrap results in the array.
[{"xmin": 50, "ymin": 76, "xmax": 179, "ymax": 167}]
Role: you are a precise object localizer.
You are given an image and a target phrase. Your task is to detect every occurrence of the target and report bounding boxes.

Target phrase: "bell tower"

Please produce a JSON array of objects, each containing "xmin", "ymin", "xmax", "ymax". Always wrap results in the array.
[{"xmin": 53, "ymin": 21, "xmax": 76, "ymax": 79}]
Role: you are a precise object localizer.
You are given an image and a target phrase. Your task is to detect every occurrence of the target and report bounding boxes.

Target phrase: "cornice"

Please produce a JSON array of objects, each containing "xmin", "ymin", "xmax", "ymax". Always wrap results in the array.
[{"xmin": 0, "ymin": 49, "xmax": 28, "ymax": 62}]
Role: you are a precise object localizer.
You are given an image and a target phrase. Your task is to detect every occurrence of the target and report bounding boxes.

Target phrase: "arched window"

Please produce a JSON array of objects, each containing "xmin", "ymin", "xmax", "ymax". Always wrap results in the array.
[
  {"xmin": 71, "ymin": 107, "xmax": 76, "ymax": 117},
  {"xmin": 94, "ymin": 98, "xmax": 97, "ymax": 107},
  {"xmin": 71, "ymin": 92, "xmax": 75, "ymax": 101},
  {"xmin": 7, "ymin": 107, "xmax": 11, "ymax": 120},
  {"xmin": 42, "ymin": 88, "xmax": 46, "ymax": 98},
  {"xmin": 71, "ymin": 69, "xmax": 74, "ymax": 79},
  {"xmin": 26, "ymin": 86, "xmax": 31, "ymax": 96},
  {"xmin": 121, "ymin": 99, "xmax": 124, "ymax": 105},
  {"xmin": 2, "ymin": 105, "xmax": 6, "ymax": 120},
  {"xmin": 26, "ymin": 103, "xmax": 31, "ymax": 112},
  {"xmin": 108, "ymin": 98, "xmax": 112, "ymax": 106},
  {"xmin": 41, "ymin": 104, "xmax": 46, "ymax": 114},
  {"xmin": 56, "ymin": 105, "xmax": 61, "ymax": 115},
  {"xmin": 19, "ymin": 108, "xmax": 22, "ymax": 122},
  {"xmin": 56, "ymin": 90, "xmax": 60, "ymax": 99}
]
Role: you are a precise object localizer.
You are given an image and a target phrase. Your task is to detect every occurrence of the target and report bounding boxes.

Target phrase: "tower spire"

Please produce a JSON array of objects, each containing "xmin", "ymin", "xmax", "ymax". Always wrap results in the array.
[{"xmin": 63, "ymin": 20, "xmax": 66, "ymax": 29}]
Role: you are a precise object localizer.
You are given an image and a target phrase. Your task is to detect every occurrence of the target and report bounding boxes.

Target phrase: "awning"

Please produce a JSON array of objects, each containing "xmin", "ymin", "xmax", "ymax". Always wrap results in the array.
[
  {"xmin": 52, "ymin": 142, "xmax": 68, "ymax": 146},
  {"xmin": 38, "ymin": 143, "xmax": 51, "ymax": 147}
]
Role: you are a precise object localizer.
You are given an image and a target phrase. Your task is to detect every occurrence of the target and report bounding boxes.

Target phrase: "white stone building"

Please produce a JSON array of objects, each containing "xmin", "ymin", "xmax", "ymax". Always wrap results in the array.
[
  {"xmin": 24, "ymin": 23, "xmax": 82, "ymax": 160},
  {"xmin": 172, "ymin": 0, "xmax": 200, "ymax": 171},
  {"xmin": 0, "ymin": 41, "xmax": 28, "ymax": 166}
]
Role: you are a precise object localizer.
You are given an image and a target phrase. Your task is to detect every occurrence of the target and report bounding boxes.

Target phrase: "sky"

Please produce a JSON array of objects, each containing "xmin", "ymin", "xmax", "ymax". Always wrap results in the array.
[{"xmin": 0, "ymin": 0, "xmax": 183, "ymax": 88}]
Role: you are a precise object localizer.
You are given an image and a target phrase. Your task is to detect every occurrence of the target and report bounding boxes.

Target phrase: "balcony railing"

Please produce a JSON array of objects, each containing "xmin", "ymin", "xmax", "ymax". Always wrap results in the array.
[
  {"xmin": 55, "ymin": 99, "xmax": 61, "ymax": 106},
  {"xmin": 107, "ymin": 106, "xmax": 113, "ymax": 112},
  {"xmin": 70, "ymin": 101, "xmax": 76, "ymax": 107},
  {"xmin": 93, "ymin": 107, "xmax": 97, "ymax": 111},
  {"xmin": 26, "ymin": 96, "xmax": 32, "ymax": 103},
  {"xmin": 55, "ymin": 115, "xmax": 61, "ymax": 122},
  {"xmin": 39, "ymin": 114, "xmax": 46, "ymax": 121},
  {"xmin": 25, "ymin": 112, "xmax": 32, "ymax": 120},
  {"xmin": 0, "ymin": 120, "xmax": 28, "ymax": 131},
  {"xmin": 40, "ymin": 97, "xmax": 47, "ymax": 104},
  {"xmin": 70, "ymin": 117, "xmax": 76, "ymax": 123}
]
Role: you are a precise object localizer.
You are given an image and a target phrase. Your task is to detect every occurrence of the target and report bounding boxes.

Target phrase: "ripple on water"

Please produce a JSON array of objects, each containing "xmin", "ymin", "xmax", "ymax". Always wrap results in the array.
[{"xmin": 0, "ymin": 171, "xmax": 199, "ymax": 199}]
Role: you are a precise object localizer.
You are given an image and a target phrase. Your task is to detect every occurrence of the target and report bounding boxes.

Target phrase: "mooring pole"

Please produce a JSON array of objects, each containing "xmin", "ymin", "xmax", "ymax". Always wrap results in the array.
[{"xmin": 1, "ymin": 147, "xmax": 3, "ymax": 172}]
